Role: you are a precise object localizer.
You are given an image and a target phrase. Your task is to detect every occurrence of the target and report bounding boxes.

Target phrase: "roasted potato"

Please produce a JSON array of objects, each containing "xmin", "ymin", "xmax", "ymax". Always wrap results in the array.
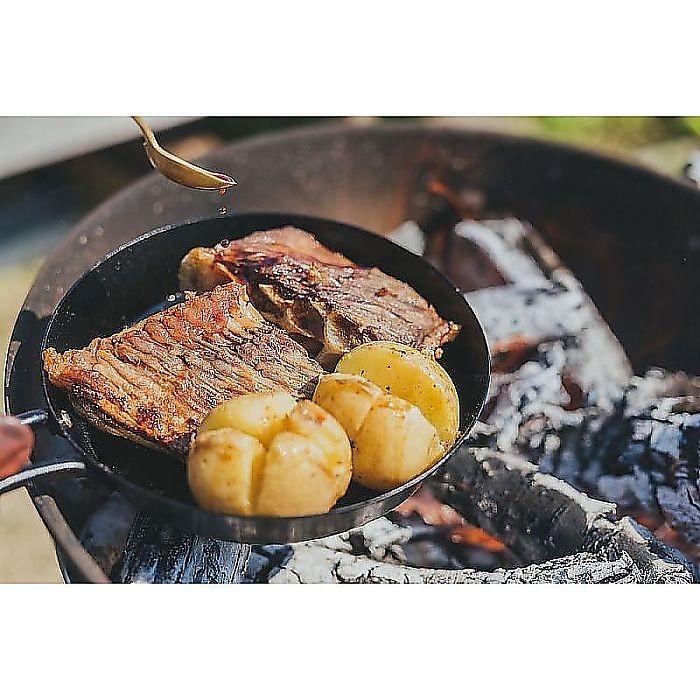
[
  {"xmin": 352, "ymin": 394, "xmax": 441, "ymax": 491},
  {"xmin": 335, "ymin": 341, "xmax": 459, "ymax": 443},
  {"xmin": 198, "ymin": 391, "xmax": 296, "ymax": 446},
  {"xmin": 314, "ymin": 360, "xmax": 453, "ymax": 491},
  {"xmin": 188, "ymin": 393, "xmax": 352, "ymax": 517}
]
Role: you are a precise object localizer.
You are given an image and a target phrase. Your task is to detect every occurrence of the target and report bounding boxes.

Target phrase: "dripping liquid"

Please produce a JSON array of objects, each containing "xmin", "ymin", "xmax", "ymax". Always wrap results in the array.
[{"xmin": 218, "ymin": 186, "xmax": 228, "ymax": 216}]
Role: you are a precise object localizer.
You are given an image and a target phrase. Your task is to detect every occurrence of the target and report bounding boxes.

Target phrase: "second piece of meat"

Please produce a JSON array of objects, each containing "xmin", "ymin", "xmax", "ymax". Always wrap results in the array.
[{"xmin": 179, "ymin": 227, "xmax": 459, "ymax": 365}]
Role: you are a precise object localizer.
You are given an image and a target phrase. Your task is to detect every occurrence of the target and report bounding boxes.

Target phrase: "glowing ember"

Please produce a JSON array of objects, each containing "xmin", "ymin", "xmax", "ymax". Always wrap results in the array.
[{"xmin": 395, "ymin": 486, "xmax": 506, "ymax": 553}]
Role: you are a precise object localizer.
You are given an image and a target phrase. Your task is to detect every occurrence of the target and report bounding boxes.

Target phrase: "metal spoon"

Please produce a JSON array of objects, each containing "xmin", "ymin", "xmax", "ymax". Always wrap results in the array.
[{"xmin": 132, "ymin": 116, "xmax": 237, "ymax": 192}]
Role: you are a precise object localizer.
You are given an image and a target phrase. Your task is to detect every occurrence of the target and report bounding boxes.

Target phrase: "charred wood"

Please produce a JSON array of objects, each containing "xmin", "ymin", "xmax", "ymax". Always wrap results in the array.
[
  {"xmin": 268, "ymin": 534, "xmax": 642, "ymax": 584},
  {"xmin": 115, "ymin": 514, "xmax": 251, "ymax": 583}
]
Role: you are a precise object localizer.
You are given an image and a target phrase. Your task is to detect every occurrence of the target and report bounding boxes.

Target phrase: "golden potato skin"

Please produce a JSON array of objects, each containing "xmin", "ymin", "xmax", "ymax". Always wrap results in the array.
[
  {"xmin": 187, "ymin": 428, "xmax": 265, "ymax": 516},
  {"xmin": 198, "ymin": 391, "xmax": 296, "ymax": 446},
  {"xmin": 188, "ymin": 394, "xmax": 352, "ymax": 517},
  {"xmin": 314, "ymin": 367, "xmax": 452, "ymax": 491},
  {"xmin": 256, "ymin": 432, "xmax": 339, "ymax": 516},
  {"xmin": 313, "ymin": 373, "xmax": 384, "ymax": 440},
  {"xmin": 352, "ymin": 395, "xmax": 439, "ymax": 491},
  {"xmin": 286, "ymin": 400, "xmax": 352, "ymax": 498},
  {"xmin": 335, "ymin": 341, "xmax": 459, "ymax": 443}
]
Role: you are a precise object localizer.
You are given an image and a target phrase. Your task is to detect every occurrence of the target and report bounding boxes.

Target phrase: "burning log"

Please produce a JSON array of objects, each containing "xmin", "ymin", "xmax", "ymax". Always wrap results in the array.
[
  {"xmin": 489, "ymin": 369, "xmax": 700, "ymax": 563},
  {"xmin": 109, "ymin": 445, "xmax": 692, "ymax": 584},
  {"xmin": 458, "ymin": 218, "xmax": 632, "ymax": 405},
  {"xmin": 114, "ymin": 511, "xmax": 251, "ymax": 584},
  {"xmin": 265, "ymin": 530, "xmax": 641, "ymax": 584},
  {"xmin": 465, "ymin": 303, "xmax": 700, "ymax": 564},
  {"xmin": 254, "ymin": 446, "xmax": 691, "ymax": 583},
  {"xmin": 389, "ymin": 486, "xmax": 519, "ymax": 572},
  {"xmin": 435, "ymin": 448, "xmax": 692, "ymax": 582},
  {"xmin": 443, "ymin": 217, "xmax": 700, "ymax": 567}
]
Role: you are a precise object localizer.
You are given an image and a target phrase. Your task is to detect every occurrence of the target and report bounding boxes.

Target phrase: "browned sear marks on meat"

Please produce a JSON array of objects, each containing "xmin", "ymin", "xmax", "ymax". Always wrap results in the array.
[
  {"xmin": 179, "ymin": 227, "xmax": 460, "ymax": 365},
  {"xmin": 43, "ymin": 283, "xmax": 322, "ymax": 458}
]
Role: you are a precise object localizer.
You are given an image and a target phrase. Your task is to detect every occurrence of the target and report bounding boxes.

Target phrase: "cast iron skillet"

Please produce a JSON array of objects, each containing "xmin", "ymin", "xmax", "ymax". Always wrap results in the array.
[{"xmin": 0, "ymin": 213, "xmax": 490, "ymax": 543}]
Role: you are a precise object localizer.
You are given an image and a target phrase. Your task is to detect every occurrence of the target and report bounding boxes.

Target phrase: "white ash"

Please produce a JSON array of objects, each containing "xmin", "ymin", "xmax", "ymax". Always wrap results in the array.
[
  {"xmin": 456, "ymin": 217, "xmax": 631, "ymax": 407},
  {"xmin": 455, "ymin": 219, "xmax": 546, "ymax": 287},
  {"xmin": 386, "ymin": 220, "xmax": 426, "ymax": 257},
  {"xmin": 473, "ymin": 342, "xmax": 590, "ymax": 454},
  {"xmin": 466, "ymin": 284, "xmax": 586, "ymax": 344},
  {"xmin": 269, "ymin": 522, "xmax": 649, "ymax": 584},
  {"xmin": 313, "ymin": 517, "xmax": 412, "ymax": 565},
  {"xmin": 623, "ymin": 368, "xmax": 700, "ymax": 418}
]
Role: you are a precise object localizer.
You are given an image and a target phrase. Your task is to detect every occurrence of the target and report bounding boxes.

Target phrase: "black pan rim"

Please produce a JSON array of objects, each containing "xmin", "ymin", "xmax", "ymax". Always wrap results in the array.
[{"xmin": 38, "ymin": 212, "xmax": 490, "ymax": 534}]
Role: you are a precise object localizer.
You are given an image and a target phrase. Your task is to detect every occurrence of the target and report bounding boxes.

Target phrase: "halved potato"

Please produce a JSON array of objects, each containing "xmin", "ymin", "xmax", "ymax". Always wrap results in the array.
[{"xmin": 335, "ymin": 341, "xmax": 459, "ymax": 443}]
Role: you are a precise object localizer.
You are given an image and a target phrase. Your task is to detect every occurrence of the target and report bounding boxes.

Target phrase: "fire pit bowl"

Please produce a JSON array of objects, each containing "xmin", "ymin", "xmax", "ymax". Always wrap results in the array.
[{"xmin": 5, "ymin": 122, "xmax": 700, "ymax": 583}]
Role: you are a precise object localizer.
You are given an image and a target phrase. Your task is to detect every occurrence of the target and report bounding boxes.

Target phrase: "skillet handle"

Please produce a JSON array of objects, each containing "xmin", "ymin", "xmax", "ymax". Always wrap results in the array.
[
  {"xmin": 0, "ymin": 412, "xmax": 84, "ymax": 495},
  {"xmin": 0, "ymin": 460, "xmax": 87, "ymax": 496}
]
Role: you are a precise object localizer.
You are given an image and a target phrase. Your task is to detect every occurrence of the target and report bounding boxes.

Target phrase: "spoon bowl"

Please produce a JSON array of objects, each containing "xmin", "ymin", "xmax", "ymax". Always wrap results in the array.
[{"xmin": 132, "ymin": 116, "xmax": 237, "ymax": 192}]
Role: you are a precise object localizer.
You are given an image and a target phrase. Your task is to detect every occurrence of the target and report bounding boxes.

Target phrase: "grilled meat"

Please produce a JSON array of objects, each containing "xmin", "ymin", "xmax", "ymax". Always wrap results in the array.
[
  {"xmin": 43, "ymin": 284, "xmax": 323, "ymax": 457},
  {"xmin": 179, "ymin": 227, "xmax": 460, "ymax": 364}
]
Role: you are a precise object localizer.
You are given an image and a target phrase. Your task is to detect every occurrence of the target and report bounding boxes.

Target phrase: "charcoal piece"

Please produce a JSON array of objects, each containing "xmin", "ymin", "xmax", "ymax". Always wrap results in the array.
[
  {"xmin": 476, "ymin": 361, "xmax": 700, "ymax": 558},
  {"xmin": 115, "ymin": 513, "xmax": 251, "ymax": 583}
]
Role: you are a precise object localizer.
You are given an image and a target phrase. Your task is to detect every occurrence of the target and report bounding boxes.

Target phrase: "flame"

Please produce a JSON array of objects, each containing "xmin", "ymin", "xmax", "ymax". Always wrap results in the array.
[
  {"xmin": 396, "ymin": 487, "xmax": 506, "ymax": 553},
  {"xmin": 449, "ymin": 524, "xmax": 506, "ymax": 552}
]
